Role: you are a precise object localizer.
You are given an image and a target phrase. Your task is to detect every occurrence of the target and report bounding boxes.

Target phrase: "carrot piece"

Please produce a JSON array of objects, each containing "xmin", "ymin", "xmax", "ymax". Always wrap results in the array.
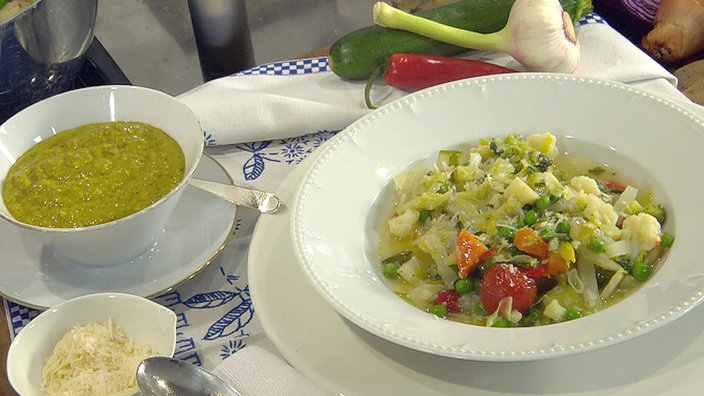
[
  {"xmin": 546, "ymin": 251, "xmax": 569, "ymax": 275},
  {"xmin": 513, "ymin": 227, "xmax": 549, "ymax": 259},
  {"xmin": 455, "ymin": 229, "xmax": 488, "ymax": 278}
]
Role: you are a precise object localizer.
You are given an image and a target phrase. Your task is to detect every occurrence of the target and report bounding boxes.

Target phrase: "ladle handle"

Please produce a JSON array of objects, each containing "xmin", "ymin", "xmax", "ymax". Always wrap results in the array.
[{"xmin": 188, "ymin": 177, "xmax": 281, "ymax": 214}]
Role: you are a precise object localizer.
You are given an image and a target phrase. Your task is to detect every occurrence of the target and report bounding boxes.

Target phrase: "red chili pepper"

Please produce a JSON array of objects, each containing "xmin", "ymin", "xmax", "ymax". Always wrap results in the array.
[{"xmin": 384, "ymin": 53, "xmax": 517, "ymax": 92}]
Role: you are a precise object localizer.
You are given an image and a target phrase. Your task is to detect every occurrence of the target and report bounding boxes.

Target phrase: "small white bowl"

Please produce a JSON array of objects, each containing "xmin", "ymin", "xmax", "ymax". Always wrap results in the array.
[
  {"xmin": 6, "ymin": 292, "xmax": 177, "ymax": 396},
  {"xmin": 0, "ymin": 85, "xmax": 203, "ymax": 266}
]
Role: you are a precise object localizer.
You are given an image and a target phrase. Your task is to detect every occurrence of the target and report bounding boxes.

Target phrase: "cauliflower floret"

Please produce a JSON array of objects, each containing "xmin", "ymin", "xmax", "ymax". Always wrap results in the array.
[
  {"xmin": 543, "ymin": 298, "xmax": 567, "ymax": 321},
  {"xmin": 621, "ymin": 212, "xmax": 662, "ymax": 255},
  {"xmin": 570, "ymin": 176, "xmax": 601, "ymax": 195},
  {"xmin": 527, "ymin": 132, "xmax": 559, "ymax": 159},
  {"xmin": 504, "ymin": 177, "xmax": 539, "ymax": 206},
  {"xmin": 388, "ymin": 209, "xmax": 419, "ymax": 238},
  {"xmin": 583, "ymin": 193, "xmax": 618, "ymax": 226}
]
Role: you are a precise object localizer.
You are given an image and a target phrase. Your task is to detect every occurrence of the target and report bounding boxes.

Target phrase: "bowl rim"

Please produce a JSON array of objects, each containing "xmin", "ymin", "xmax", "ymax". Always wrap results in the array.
[{"xmin": 0, "ymin": 85, "xmax": 204, "ymax": 233}]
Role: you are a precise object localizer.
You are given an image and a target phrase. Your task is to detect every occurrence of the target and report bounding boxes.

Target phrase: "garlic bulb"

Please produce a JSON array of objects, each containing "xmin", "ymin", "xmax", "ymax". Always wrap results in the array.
[{"xmin": 502, "ymin": 0, "xmax": 580, "ymax": 72}]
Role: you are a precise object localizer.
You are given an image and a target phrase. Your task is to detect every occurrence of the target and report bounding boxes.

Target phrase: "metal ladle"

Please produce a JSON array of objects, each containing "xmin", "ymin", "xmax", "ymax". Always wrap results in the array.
[
  {"xmin": 136, "ymin": 356, "xmax": 240, "ymax": 396},
  {"xmin": 189, "ymin": 177, "xmax": 281, "ymax": 214}
]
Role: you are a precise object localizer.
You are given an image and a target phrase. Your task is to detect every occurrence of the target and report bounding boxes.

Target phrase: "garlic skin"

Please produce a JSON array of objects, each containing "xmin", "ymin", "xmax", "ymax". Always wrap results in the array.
[{"xmin": 504, "ymin": 0, "xmax": 580, "ymax": 73}]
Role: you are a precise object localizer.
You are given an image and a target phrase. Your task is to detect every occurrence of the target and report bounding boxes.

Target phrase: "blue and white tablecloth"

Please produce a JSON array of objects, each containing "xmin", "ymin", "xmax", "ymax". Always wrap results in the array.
[{"xmin": 4, "ymin": 13, "xmax": 693, "ymax": 388}]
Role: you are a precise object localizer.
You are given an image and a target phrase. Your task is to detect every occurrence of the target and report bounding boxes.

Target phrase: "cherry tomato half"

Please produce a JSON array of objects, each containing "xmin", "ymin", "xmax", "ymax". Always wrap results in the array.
[{"xmin": 480, "ymin": 263, "xmax": 537, "ymax": 313}]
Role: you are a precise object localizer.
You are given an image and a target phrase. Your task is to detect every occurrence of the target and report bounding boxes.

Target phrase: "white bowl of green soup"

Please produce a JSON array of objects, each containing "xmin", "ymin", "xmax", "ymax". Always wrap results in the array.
[{"xmin": 0, "ymin": 86, "xmax": 203, "ymax": 266}]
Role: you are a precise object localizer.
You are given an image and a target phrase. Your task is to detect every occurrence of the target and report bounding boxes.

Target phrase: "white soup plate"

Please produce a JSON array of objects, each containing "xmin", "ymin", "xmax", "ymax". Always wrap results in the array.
[{"xmin": 291, "ymin": 73, "xmax": 704, "ymax": 361}]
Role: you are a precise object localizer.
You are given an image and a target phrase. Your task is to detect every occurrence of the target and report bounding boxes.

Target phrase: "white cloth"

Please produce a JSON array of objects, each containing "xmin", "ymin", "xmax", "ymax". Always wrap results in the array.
[
  {"xmin": 178, "ymin": 72, "xmax": 370, "ymax": 145},
  {"xmin": 212, "ymin": 345, "xmax": 328, "ymax": 396},
  {"xmin": 177, "ymin": 15, "xmax": 688, "ymax": 146}
]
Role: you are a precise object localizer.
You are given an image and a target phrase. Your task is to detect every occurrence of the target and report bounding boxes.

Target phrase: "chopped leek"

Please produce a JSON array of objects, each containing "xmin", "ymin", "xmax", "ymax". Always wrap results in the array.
[{"xmin": 378, "ymin": 133, "xmax": 671, "ymax": 327}]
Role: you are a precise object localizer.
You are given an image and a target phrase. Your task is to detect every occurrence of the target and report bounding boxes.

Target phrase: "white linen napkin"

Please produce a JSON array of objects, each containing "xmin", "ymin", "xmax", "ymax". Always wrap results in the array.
[
  {"xmin": 176, "ymin": 14, "xmax": 688, "ymax": 146},
  {"xmin": 212, "ymin": 345, "xmax": 328, "ymax": 396}
]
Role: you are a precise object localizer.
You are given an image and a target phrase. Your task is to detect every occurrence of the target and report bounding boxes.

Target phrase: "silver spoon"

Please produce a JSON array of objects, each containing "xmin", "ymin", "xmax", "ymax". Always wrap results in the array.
[
  {"xmin": 136, "ymin": 356, "xmax": 241, "ymax": 396},
  {"xmin": 189, "ymin": 177, "xmax": 281, "ymax": 214}
]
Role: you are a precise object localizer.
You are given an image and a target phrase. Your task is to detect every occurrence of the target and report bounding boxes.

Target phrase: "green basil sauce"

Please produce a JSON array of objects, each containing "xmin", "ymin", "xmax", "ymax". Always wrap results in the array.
[{"xmin": 2, "ymin": 121, "xmax": 185, "ymax": 228}]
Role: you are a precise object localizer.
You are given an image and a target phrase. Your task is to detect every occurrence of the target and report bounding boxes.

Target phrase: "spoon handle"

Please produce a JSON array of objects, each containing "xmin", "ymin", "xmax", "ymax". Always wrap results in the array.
[{"xmin": 188, "ymin": 177, "xmax": 281, "ymax": 214}]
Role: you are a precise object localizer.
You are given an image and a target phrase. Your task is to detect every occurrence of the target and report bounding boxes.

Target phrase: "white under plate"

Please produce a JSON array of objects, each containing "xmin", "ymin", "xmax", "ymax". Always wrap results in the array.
[
  {"xmin": 291, "ymin": 74, "xmax": 704, "ymax": 361},
  {"xmin": 0, "ymin": 154, "xmax": 237, "ymax": 309},
  {"xmin": 249, "ymin": 141, "xmax": 704, "ymax": 395}
]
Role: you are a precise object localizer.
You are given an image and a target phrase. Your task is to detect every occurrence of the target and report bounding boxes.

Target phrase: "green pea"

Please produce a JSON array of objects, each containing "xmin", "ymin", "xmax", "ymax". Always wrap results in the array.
[
  {"xmin": 555, "ymin": 220, "xmax": 571, "ymax": 234},
  {"xmin": 588, "ymin": 237, "xmax": 605, "ymax": 253},
  {"xmin": 454, "ymin": 278, "xmax": 474, "ymax": 294},
  {"xmin": 498, "ymin": 226, "xmax": 515, "ymax": 240},
  {"xmin": 382, "ymin": 263, "xmax": 399, "ymax": 278},
  {"xmin": 524, "ymin": 209, "xmax": 539, "ymax": 225},
  {"xmin": 540, "ymin": 227, "xmax": 557, "ymax": 240},
  {"xmin": 632, "ymin": 261, "xmax": 651, "ymax": 282},
  {"xmin": 565, "ymin": 308, "xmax": 582, "ymax": 320},
  {"xmin": 492, "ymin": 317, "xmax": 511, "ymax": 328},
  {"xmin": 661, "ymin": 232, "xmax": 674, "ymax": 248},
  {"xmin": 535, "ymin": 194, "xmax": 551, "ymax": 211},
  {"xmin": 430, "ymin": 304, "xmax": 448, "ymax": 317}
]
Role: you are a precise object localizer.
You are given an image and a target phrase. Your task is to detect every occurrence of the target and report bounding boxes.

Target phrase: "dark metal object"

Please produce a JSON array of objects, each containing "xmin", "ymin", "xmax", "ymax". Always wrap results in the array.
[
  {"xmin": 0, "ymin": 0, "xmax": 99, "ymax": 123},
  {"xmin": 75, "ymin": 38, "xmax": 131, "ymax": 88},
  {"xmin": 187, "ymin": 0, "xmax": 255, "ymax": 81}
]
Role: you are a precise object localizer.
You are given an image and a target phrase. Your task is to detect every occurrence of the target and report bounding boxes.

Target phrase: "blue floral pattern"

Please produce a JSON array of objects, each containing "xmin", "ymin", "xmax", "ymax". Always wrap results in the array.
[
  {"xmin": 204, "ymin": 130, "xmax": 217, "ymax": 146},
  {"xmin": 235, "ymin": 129, "xmax": 338, "ymax": 181}
]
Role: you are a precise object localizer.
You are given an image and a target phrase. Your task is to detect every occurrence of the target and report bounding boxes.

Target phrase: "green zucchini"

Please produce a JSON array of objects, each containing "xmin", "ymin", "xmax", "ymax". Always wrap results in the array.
[{"xmin": 328, "ymin": 0, "xmax": 593, "ymax": 80}]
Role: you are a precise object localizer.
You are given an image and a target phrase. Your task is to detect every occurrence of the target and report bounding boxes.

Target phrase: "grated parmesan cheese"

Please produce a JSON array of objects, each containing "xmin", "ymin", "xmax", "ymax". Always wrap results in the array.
[{"xmin": 41, "ymin": 318, "xmax": 156, "ymax": 396}]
